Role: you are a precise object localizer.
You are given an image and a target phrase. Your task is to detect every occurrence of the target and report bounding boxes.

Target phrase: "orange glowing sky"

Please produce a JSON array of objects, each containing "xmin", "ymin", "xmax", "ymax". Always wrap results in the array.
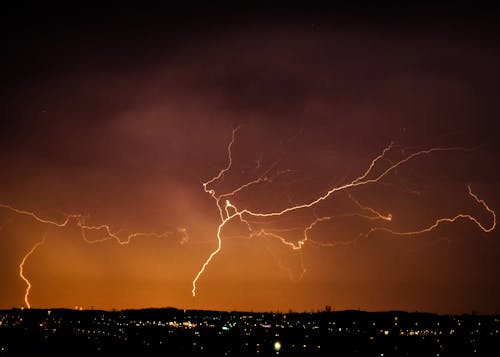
[{"xmin": 1, "ymin": 2, "xmax": 500, "ymax": 314}]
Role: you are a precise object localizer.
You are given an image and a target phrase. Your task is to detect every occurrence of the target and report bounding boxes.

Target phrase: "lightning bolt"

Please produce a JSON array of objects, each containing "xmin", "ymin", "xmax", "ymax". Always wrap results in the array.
[
  {"xmin": 19, "ymin": 237, "xmax": 45, "ymax": 309},
  {"xmin": 1, "ymin": 127, "xmax": 496, "ymax": 304},
  {"xmin": 365, "ymin": 184, "xmax": 496, "ymax": 237},
  {"xmin": 192, "ymin": 129, "xmax": 496, "ymax": 296},
  {"xmin": 0, "ymin": 204, "xmax": 77, "ymax": 227},
  {"xmin": 0, "ymin": 204, "xmax": 187, "ymax": 307},
  {"xmin": 241, "ymin": 147, "xmax": 466, "ymax": 218},
  {"xmin": 192, "ymin": 127, "xmax": 277, "ymax": 296}
]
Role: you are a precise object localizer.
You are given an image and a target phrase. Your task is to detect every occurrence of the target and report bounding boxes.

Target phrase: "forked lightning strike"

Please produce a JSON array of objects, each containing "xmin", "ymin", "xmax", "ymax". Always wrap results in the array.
[
  {"xmin": 0, "ymin": 204, "xmax": 187, "ymax": 308},
  {"xmin": 192, "ymin": 129, "xmax": 496, "ymax": 296},
  {"xmin": 1, "ymin": 127, "xmax": 496, "ymax": 305}
]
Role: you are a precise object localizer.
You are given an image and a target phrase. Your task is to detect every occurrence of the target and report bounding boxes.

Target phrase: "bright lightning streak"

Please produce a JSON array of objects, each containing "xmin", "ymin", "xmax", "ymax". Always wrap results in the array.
[
  {"xmin": 352, "ymin": 142, "xmax": 394, "ymax": 184},
  {"xmin": 366, "ymin": 184, "xmax": 496, "ymax": 237},
  {"xmin": 78, "ymin": 222, "xmax": 182, "ymax": 245},
  {"xmin": 202, "ymin": 127, "xmax": 240, "ymax": 221},
  {"xmin": 192, "ymin": 130, "xmax": 495, "ymax": 297},
  {"xmin": 0, "ymin": 204, "xmax": 185, "ymax": 245},
  {"xmin": 467, "ymin": 184, "xmax": 497, "ymax": 232},
  {"xmin": 251, "ymin": 206, "xmax": 393, "ymax": 252},
  {"xmin": 192, "ymin": 127, "xmax": 243, "ymax": 296},
  {"xmin": 1, "ymin": 204, "xmax": 187, "ymax": 307},
  {"xmin": 191, "ymin": 214, "xmax": 232, "ymax": 297},
  {"xmin": 1, "ymin": 128, "xmax": 496, "ymax": 303},
  {"xmin": 193, "ymin": 127, "xmax": 280, "ymax": 296},
  {"xmin": 19, "ymin": 237, "xmax": 45, "ymax": 309},
  {"xmin": 242, "ymin": 147, "xmax": 466, "ymax": 218},
  {"xmin": 0, "ymin": 204, "xmax": 77, "ymax": 227}
]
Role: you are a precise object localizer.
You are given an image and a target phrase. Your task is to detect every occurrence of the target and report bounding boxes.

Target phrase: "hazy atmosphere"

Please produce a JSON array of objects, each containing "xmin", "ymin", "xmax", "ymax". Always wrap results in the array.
[{"xmin": 1, "ymin": 3, "xmax": 499, "ymax": 314}]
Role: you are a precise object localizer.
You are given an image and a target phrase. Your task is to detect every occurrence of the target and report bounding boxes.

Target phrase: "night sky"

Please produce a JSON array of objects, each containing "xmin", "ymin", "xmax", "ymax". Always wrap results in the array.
[{"xmin": 1, "ymin": 2, "xmax": 499, "ymax": 313}]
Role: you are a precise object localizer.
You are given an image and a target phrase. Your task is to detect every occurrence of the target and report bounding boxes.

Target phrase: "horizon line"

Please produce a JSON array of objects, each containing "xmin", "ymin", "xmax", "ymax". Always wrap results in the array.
[{"xmin": 2, "ymin": 306, "xmax": 498, "ymax": 316}]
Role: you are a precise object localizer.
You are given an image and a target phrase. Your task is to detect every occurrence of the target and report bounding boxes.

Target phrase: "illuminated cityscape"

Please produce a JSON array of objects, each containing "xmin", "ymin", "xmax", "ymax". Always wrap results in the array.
[{"xmin": 1, "ymin": 308, "xmax": 499, "ymax": 355}]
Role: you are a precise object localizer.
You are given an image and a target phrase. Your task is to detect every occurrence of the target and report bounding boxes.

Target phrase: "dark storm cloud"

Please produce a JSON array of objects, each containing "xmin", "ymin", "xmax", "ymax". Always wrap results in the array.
[
  {"xmin": 1, "ymin": 3, "xmax": 499, "ymax": 202},
  {"xmin": 1, "ymin": 2, "xmax": 499, "ymax": 197}
]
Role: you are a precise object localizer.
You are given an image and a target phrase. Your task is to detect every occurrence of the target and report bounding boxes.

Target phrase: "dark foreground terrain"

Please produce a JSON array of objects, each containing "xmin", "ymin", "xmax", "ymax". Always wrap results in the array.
[{"xmin": 0, "ymin": 308, "xmax": 499, "ymax": 356}]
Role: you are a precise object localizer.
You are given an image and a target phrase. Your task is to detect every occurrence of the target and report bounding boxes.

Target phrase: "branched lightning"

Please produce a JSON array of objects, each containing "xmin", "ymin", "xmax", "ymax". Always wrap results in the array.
[
  {"xmin": 19, "ymin": 237, "xmax": 45, "ymax": 309},
  {"xmin": 0, "ymin": 204, "xmax": 186, "ymax": 245},
  {"xmin": 0, "ymin": 204, "xmax": 187, "ymax": 307},
  {"xmin": 192, "ymin": 130, "xmax": 496, "ymax": 296},
  {"xmin": 365, "ymin": 184, "xmax": 496, "ymax": 237},
  {"xmin": 1, "ymin": 127, "xmax": 496, "ymax": 305},
  {"xmin": 242, "ymin": 147, "xmax": 466, "ymax": 218}
]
